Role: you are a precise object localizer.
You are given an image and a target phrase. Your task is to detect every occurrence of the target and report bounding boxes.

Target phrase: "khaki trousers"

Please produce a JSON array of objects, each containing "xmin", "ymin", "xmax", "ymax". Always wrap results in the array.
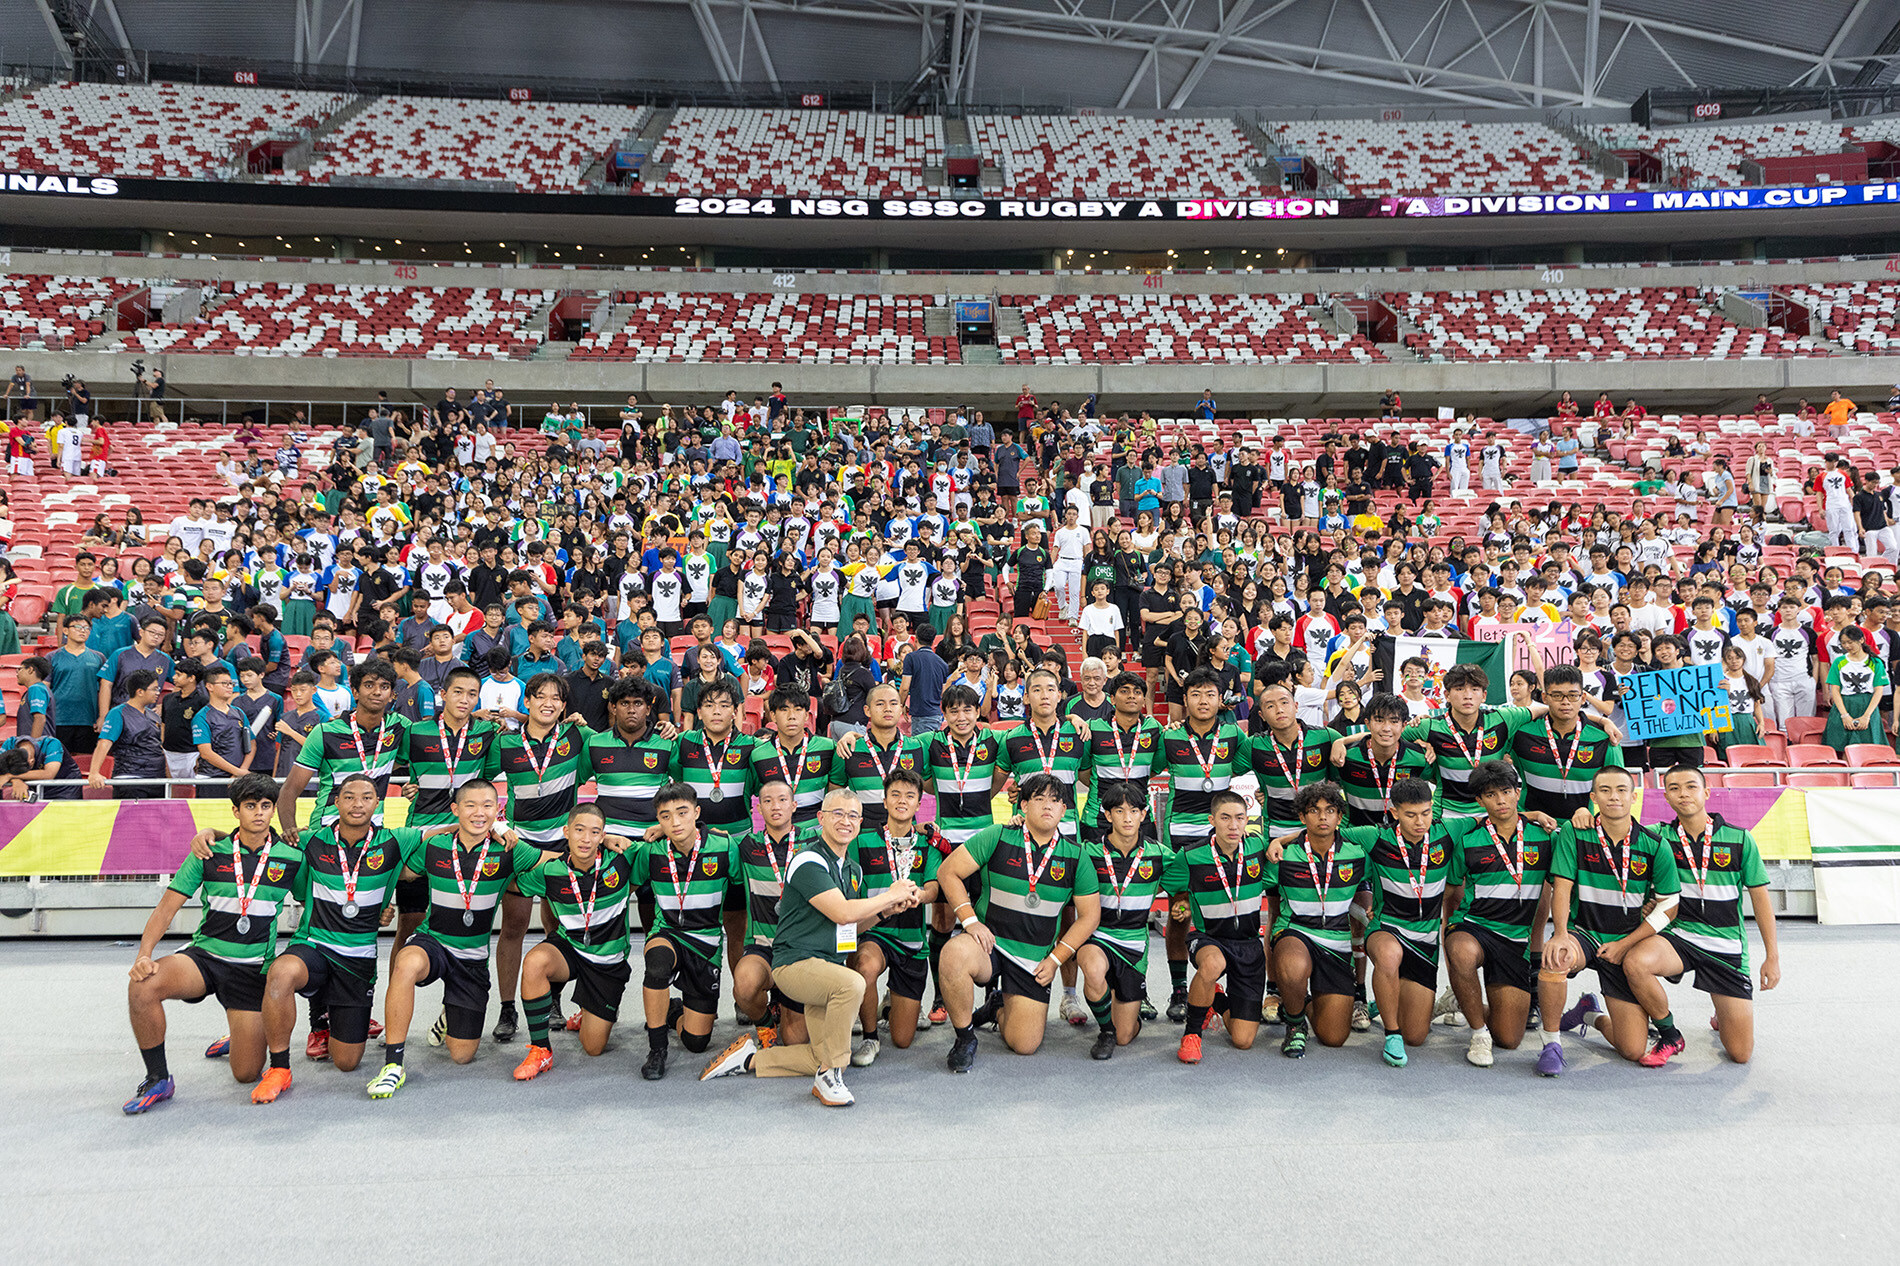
[{"xmin": 753, "ymin": 957, "xmax": 865, "ymax": 1077}]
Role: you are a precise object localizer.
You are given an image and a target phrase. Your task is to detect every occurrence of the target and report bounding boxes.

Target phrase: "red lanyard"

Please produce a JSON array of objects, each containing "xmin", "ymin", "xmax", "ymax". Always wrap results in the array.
[
  {"xmin": 1445, "ymin": 713, "xmax": 1484, "ymax": 767},
  {"xmin": 575, "ymin": 853, "xmax": 608, "ymax": 930},
  {"xmin": 1546, "ymin": 719, "xmax": 1580, "ymax": 783},
  {"xmin": 348, "ymin": 712, "xmax": 389, "ymax": 774},
  {"xmin": 1266, "ymin": 729, "xmax": 1305, "ymax": 789},
  {"xmin": 704, "ymin": 732, "xmax": 733, "ymax": 799},
  {"xmin": 441, "ymin": 722, "xmax": 473, "ymax": 781},
  {"xmin": 1484, "ymin": 816, "xmax": 1528, "ymax": 894},
  {"xmin": 1306, "ymin": 840, "xmax": 1337, "ymax": 909},
  {"xmin": 1596, "ymin": 823, "xmax": 1633, "ymax": 903},
  {"xmin": 667, "ymin": 834, "xmax": 705, "ymax": 907},
  {"xmin": 1023, "ymin": 831, "xmax": 1062, "ymax": 904},
  {"xmin": 883, "ymin": 829, "xmax": 918, "ymax": 884},
  {"xmin": 521, "ymin": 725, "xmax": 561, "ymax": 786},
  {"xmin": 1101, "ymin": 841, "xmax": 1144, "ymax": 901},
  {"xmin": 760, "ymin": 831, "xmax": 795, "ymax": 889},
  {"xmin": 1398, "ymin": 830, "xmax": 1430, "ymax": 900},
  {"xmin": 774, "ymin": 738, "xmax": 809, "ymax": 790},
  {"xmin": 450, "ymin": 836, "xmax": 491, "ymax": 919},
  {"xmin": 946, "ymin": 734, "xmax": 983, "ymax": 792},
  {"xmin": 1365, "ymin": 746, "xmax": 1401, "ymax": 811},
  {"xmin": 1028, "ymin": 722, "xmax": 1062, "ymax": 777},
  {"xmin": 1677, "ymin": 822, "xmax": 1713, "ymax": 892},
  {"xmin": 230, "ymin": 837, "xmax": 267, "ymax": 922},
  {"xmin": 1185, "ymin": 725, "xmax": 1222, "ymax": 787},
  {"xmin": 1210, "ymin": 843, "xmax": 1244, "ymax": 908},
  {"xmin": 1109, "ymin": 720, "xmax": 1145, "ymax": 779}
]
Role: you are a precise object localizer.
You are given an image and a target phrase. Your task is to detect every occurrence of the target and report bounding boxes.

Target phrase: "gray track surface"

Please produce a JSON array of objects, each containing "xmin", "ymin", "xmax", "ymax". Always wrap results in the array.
[{"xmin": 7, "ymin": 926, "xmax": 1897, "ymax": 1263}]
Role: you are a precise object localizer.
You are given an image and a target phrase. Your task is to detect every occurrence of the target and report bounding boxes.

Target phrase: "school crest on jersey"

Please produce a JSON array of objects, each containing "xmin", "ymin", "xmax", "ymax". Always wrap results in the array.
[
  {"xmin": 805, "ymin": 757, "xmax": 822, "ymax": 773},
  {"xmin": 1335, "ymin": 865, "xmax": 1355, "ymax": 883},
  {"xmin": 724, "ymin": 749, "xmax": 742, "ymax": 765},
  {"xmin": 644, "ymin": 752, "xmax": 662, "ymax": 769},
  {"xmin": 556, "ymin": 740, "xmax": 573, "ymax": 758},
  {"xmin": 467, "ymin": 738, "xmax": 487, "ymax": 757},
  {"xmin": 1048, "ymin": 861, "xmax": 1067, "ymax": 882},
  {"xmin": 1576, "ymin": 746, "xmax": 1595, "ymax": 764},
  {"xmin": 1712, "ymin": 846, "xmax": 1732, "ymax": 868},
  {"xmin": 603, "ymin": 869, "xmax": 621, "ymax": 888},
  {"xmin": 482, "ymin": 859, "xmax": 501, "ymax": 877},
  {"xmin": 1482, "ymin": 731, "xmax": 1501, "ymax": 752},
  {"xmin": 1305, "ymin": 752, "xmax": 1325, "ymax": 770},
  {"xmin": 1630, "ymin": 856, "xmax": 1648, "ymax": 877},
  {"xmin": 1429, "ymin": 846, "xmax": 1446, "ymax": 866},
  {"xmin": 1215, "ymin": 743, "xmax": 1230, "ymax": 761},
  {"xmin": 700, "ymin": 858, "xmax": 720, "ymax": 877},
  {"xmin": 1245, "ymin": 859, "xmax": 1261, "ymax": 879},
  {"xmin": 1058, "ymin": 737, "xmax": 1075, "ymax": 753},
  {"xmin": 365, "ymin": 850, "xmax": 387, "ymax": 871},
  {"xmin": 1137, "ymin": 862, "xmax": 1155, "ymax": 880},
  {"xmin": 266, "ymin": 860, "xmax": 287, "ymax": 882},
  {"xmin": 1522, "ymin": 846, "xmax": 1541, "ymax": 867}
]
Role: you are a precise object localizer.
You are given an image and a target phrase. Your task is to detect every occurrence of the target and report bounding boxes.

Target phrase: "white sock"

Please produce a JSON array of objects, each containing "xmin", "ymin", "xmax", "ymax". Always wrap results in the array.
[
  {"xmin": 1063, "ymin": 985, "xmax": 1078, "ymax": 1001},
  {"xmin": 1542, "ymin": 1029, "xmax": 1561, "ymax": 1047},
  {"xmin": 1583, "ymin": 1007, "xmax": 1607, "ymax": 1034}
]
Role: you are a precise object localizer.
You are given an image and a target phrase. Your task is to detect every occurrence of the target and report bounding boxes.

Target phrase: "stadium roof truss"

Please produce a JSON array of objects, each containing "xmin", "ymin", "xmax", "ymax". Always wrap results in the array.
[{"xmin": 671, "ymin": 0, "xmax": 1900, "ymax": 109}]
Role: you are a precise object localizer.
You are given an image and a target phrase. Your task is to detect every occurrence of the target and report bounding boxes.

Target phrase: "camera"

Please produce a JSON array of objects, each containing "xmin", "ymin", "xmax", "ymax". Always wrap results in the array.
[
  {"xmin": 60, "ymin": 373, "xmax": 75, "ymax": 391},
  {"xmin": 129, "ymin": 359, "xmax": 146, "ymax": 378}
]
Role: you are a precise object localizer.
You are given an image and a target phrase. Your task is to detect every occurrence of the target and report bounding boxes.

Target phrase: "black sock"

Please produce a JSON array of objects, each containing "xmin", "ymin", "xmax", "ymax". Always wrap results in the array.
[
  {"xmin": 1185, "ymin": 1003, "xmax": 1210, "ymax": 1036},
  {"xmin": 308, "ymin": 999, "xmax": 327, "ymax": 1032},
  {"xmin": 1354, "ymin": 982, "xmax": 1367, "ymax": 1003},
  {"xmin": 500, "ymin": 999, "xmax": 517, "ymax": 1017},
  {"xmin": 647, "ymin": 1024, "xmax": 668, "ymax": 1054},
  {"xmin": 1168, "ymin": 959, "xmax": 1187, "ymax": 992},
  {"xmin": 269, "ymin": 1048, "xmax": 290, "ymax": 1070},
  {"xmin": 524, "ymin": 992, "xmax": 553, "ymax": 1046},
  {"xmin": 1212, "ymin": 989, "xmax": 1229, "ymax": 1016},
  {"xmin": 548, "ymin": 982, "xmax": 565, "ymax": 1011},
  {"xmin": 1087, "ymin": 991, "xmax": 1114, "ymax": 1031},
  {"xmin": 927, "ymin": 928, "xmax": 948, "ymax": 992},
  {"xmin": 140, "ymin": 1041, "xmax": 168, "ymax": 1082},
  {"xmin": 1657, "ymin": 1012, "xmax": 1681, "ymax": 1041},
  {"xmin": 385, "ymin": 1042, "xmax": 405, "ymax": 1066},
  {"xmin": 954, "ymin": 1023, "xmax": 975, "ymax": 1043}
]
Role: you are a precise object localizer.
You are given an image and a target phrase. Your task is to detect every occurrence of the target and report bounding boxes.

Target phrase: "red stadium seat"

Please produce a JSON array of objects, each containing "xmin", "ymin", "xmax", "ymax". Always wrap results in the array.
[
  {"xmin": 1783, "ymin": 716, "xmax": 1829, "ymax": 746},
  {"xmin": 1720, "ymin": 770, "xmax": 1781, "ymax": 787},
  {"xmin": 1787, "ymin": 770, "xmax": 1849, "ymax": 788},
  {"xmin": 1850, "ymin": 771, "xmax": 1898, "ymax": 788},
  {"xmin": 1788, "ymin": 743, "xmax": 1846, "ymax": 767},
  {"xmin": 1722, "ymin": 744, "xmax": 1777, "ymax": 768},
  {"xmin": 1845, "ymin": 744, "xmax": 1900, "ymax": 767}
]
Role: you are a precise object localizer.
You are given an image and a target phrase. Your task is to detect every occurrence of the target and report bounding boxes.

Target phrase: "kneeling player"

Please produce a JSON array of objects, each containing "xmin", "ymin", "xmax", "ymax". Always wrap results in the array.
[
  {"xmin": 849, "ymin": 768, "xmax": 944, "ymax": 1062},
  {"xmin": 1620, "ymin": 765, "xmax": 1781, "ymax": 1066},
  {"xmin": 512, "ymin": 804, "xmax": 639, "ymax": 1080},
  {"xmin": 1267, "ymin": 781, "xmax": 1368, "ymax": 1057},
  {"xmin": 1441, "ymin": 760, "xmax": 1555, "ymax": 1067},
  {"xmin": 1346, "ymin": 777, "xmax": 1453, "ymax": 1068},
  {"xmin": 1166, "ymin": 789, "xmax": 1269, "ymax": 1063},
  {"xmin": 1076, "ymin": 782, "xmax": 1170, "ymax": 1060},
  {"xmin": 731, "ymin": 780, "xmax": 812, "ymax": 1051},
  {"xmin": 1536, "ymin": 766, "xmax": 1681, "ymax": 1076},
  {"xmin": 369, "ymin": 779, "xmax": 536, "ymax": 1098},
  {"xmin": 631, "ymin": 782, "xmax": 739, "ymax": 1080},
  {"xmin": 934, "ymin": 773, "xmax": 1103, "ymax": 1072},
  {"xmin": 124, "ymin": 774, "xmax": 305, "ymax": 1113}
]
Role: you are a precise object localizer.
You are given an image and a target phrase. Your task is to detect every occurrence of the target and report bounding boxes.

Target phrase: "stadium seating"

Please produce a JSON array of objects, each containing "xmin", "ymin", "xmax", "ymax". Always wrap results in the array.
[
  {"xmin": 0, "ymin": 82, "xmax": 346, "ymax": 178},
  {"xmin": 295, "ymin": 97, "xmax": 648, "ymax": 191},
  {"xmin": 1783, "ymin": 281, "xmax": 1900, "ymax": 354},
  {"xmin": 995, "ymin": 293, "xmax": 1380, "ymax": 364},
  {"xmin": 1599, "ymin": 118, "xmax": 1900, "ymax": 186},
  {"xmin": 969, "ymin": 116, "xmax": 1264, "ymax": 197},
  {"xmin": 569, "ymin": 293, "xmax": 959, "ymax": 363},
  {"xmin": 112, "ymin": 282, "xmax": 557, "ymax": 358},
  {"xmin": 649, "ymin": 109, "xmax": 943, "ymax": 197},
  {"xmin": 1390, "ymin": 287, "xmax": 1827, "ymax": 361},
  {"xmin": 0, "ymin": 274, "xmax": 124, "ymax": 349},
  {"xmin": 1271, "ymin": 120, "xmax": 1625, "ymax": 196}
]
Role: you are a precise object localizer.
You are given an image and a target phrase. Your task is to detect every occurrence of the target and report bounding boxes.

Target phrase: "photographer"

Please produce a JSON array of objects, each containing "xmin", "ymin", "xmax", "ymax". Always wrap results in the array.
[{"xmin": 65, "ymin": 376, "xmax": 92, "ymax": 428}]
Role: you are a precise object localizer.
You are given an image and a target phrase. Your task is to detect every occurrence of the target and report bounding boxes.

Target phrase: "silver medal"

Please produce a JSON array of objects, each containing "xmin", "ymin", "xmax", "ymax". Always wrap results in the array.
[
  {"xmin": 709, "ymin": 787, "xmax": 725, "ymax": 803},
  {"xmin": 236, "ymin": 915, "xmax": 251, "ymax": 934},
  {"xmin": 342, "ymin": 901, "xmax": 359, "ymax": 919},
  {"xmin": 1024, "ymin": 894, "xmax": 1042, "ymax": 911},
  {"xmin": 462, "ymin": 910, "xmax": 475, "ymax": 927}
]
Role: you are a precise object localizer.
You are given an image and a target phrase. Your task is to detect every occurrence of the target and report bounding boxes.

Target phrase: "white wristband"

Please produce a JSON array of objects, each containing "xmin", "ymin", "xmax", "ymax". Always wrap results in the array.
[{"xmin": 961, "ymin": 916, "xmax": 978, "ymax": 931}]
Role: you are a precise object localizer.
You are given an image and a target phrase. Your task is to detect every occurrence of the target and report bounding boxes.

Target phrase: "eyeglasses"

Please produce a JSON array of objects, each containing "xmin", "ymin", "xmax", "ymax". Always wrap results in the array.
[{"xmin": 821, "ymin": 807, "xmax": 863, "ymax": 821}]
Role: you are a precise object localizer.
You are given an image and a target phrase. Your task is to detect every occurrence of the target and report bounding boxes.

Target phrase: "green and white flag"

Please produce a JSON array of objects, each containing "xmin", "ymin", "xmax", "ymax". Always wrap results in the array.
[{"xmin": 1385, "ymin": 635, "xmax": 1509, "ymax": 707}]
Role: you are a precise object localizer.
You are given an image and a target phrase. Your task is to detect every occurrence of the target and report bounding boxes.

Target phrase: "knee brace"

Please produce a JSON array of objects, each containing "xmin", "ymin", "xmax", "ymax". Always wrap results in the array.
[
  {"xmin": 679, "ymin": 1028, "xmax": 711, "ymax": 1053},
  {"xmin": 643, "ymin": 942, "xmax": 677, "ymax": 991}
]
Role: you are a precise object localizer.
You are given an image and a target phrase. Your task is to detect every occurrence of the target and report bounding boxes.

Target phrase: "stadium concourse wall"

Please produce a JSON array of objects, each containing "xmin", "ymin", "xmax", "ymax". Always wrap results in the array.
[
  {"xmin": 0, "ymin": 787, "xmax": 1829, "ymax": 938},
  {"xmin": 9, "ymin": 249, "xmax": 1900, "ymax": 409}
]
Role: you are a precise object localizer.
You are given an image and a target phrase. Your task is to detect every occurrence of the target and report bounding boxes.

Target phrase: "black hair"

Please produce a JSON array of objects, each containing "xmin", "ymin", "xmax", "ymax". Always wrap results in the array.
[
  {"xmin": 1293, "ymin": 780, "xmax": 1347, "ymax": 816},
  {"xmin": 883, "ymin": 767, "xmax": 926, "ymax": 796},
  {"xmin": 652, "ymin": 781, "xmax": 700, "ymax": 815},
  {"xmin": 1363, "ymin": 691, "xmax": 1410, "ymax": 724},
  {"xmin": 350, "ymin": 657, "xmax": 399, "ymax": 691},
  {"xmin": 453, "ymin": 776, "xmax": 498, "ymax": 803},
  {"xmin": 1389, "ymin": 776, "xmax": 1434, "ymax": 808},
  {"xmin": 1016, "ymin": 772, "xmax": 1069, "ymax": 804},
  {"xmin": 1466, "ymin": 758, "xmax": 1521, "ymax": 800},
  {"xmin": 227, "ymin": 772, "xmax": 280, "ymax": 807}
]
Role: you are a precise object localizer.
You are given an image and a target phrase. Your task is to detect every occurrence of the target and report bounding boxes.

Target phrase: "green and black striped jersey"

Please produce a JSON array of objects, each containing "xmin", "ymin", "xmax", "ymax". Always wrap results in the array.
[
  {"xmin": 1160, "ymin": 721, "xmax": 1248, "ymax": 843},
  {"xmin": 483, "ymin": 722, "xmax": 591, "ymax": 845},
  {"xmin": 293, "ymin": 712, "xmax": 410, "ymax": 826},
  {"xmin": 168, "ymin": 832, "xmax": 307, "ymax": 969},
  {"xmin": 631, "ymin": 829, "xmax": 738, "ymax": 962},
  {"xmin": 398, "ymin": 832, "xmax": 541, "ymax": 961},
  {"xmin": 963, "ymin": 824, "xmax": 1100, "ymax": 973},
  {"xmin": 1549, "ymin": 820, "xmax": 1680, "ymax": 941},
  {"xmin": 670, "ymin": 729, "xmax": 757, "ymax": 835},
  {"xmin": 1249, "ymin": 723, "xmax": 1344, "ymax": 833},
  {"xmin": 402, "ymin": 720, "xmax": 500, "ymax": 826},
  {"xmin": 923, "ymin": 730, "xmax": 1004, "ymax": 844},
  {"xmin": 1401, "ymin": 706, "xmax": 1532, "ymax": 818},
  {"xmin": 581, "ymin": 727, "xmax": 676, "ymax": 832},
  {"xmin": 829, "ymin": 731, "xmax": 927, "ymax": 832},
  {"xmin": 1659, "ymin": 813, "xmax": 1768, "ymax": 969},
  {"xmin": 1000, "ymin": 718, "xmax": 1090, "ymax": 823},
  {"xmin": 1081, "ymin": 717, "xmax": 1165, "ymax": 828},
  {"xmin": 1445, "ymin": 813, "xmax": 1555, "ymax": 942},
  {"xmin": 1341, "ymin": 824, "xmax": 1453, "ymax": 954},
  {"xmin": 747, "ymin": 735, "xmax": 838, "ymax": 824},
  {"xmin": 850, "ymin": 820, "xmax": 945, "ymax": 957},
  {"xmin": 1266, "ymin": 834, "xmax": 1372, "ymax": 953},
  {"xmin": 290, "ymin": 824, "xmax": 414, "ymax": 960},
  {"xmin": 514, "ymin": 848, "xmax": 637, "ymax": 966},
  {"xmin": 1336, "ymin": 741, "xmax": 1434, "ymax": 827},
  {"xmin": 1082, "ymin": 838, "xmax": 1172, "ymax": 966},
  {"xmin": 1506, "ymin": 715, "xmax": 1622, "ymax": 819},
  {"xmin": 1162, "ymin": 836, "xmax": 1268, "ymax": 940},
  {"xmin": 734, "ymin": 824, "xmax": 818, "ymax": 948}
]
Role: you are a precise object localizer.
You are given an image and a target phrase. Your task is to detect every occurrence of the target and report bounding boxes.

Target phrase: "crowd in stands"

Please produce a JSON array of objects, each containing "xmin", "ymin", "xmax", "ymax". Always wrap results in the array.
[{"xmin": 5, "ymin": 371, "xmax": 1900, "ymax": 804}]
